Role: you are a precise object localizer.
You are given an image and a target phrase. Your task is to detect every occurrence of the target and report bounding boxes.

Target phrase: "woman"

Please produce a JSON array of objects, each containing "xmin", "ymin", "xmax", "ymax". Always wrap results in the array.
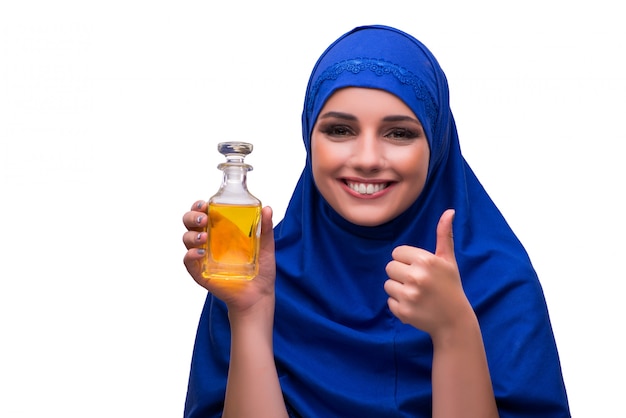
[{"xmin": 182, "ymin": 25, "xmax": 570, "ymax": 417}]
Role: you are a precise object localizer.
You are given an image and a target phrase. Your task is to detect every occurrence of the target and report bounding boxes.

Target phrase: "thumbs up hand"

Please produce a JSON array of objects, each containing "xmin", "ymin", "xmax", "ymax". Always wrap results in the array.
[{"xmin": 384, "ymin": 209, "xmax": 474, "ymax": 338}]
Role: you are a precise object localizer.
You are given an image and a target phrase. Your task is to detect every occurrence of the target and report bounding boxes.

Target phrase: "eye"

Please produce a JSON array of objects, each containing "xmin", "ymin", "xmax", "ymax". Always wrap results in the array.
[
  {"xmin": 320, "ymin": 124, "xmax": 355, "ymax": 138},
  {"xmin": 384, "ymin": 127, "xmax": 421, "ymax": 141}
]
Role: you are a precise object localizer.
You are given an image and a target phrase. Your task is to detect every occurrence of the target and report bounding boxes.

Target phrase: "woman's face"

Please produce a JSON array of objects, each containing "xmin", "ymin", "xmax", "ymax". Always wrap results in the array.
[{"xmin": 311, "ymin": 87, "xmax": 430, "ymax": 227}]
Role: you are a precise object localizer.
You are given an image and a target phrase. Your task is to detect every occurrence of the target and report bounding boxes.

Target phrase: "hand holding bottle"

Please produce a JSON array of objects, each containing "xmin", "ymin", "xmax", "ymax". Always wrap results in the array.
[{"xmin": 182, "ymin": 201, "xmax": 277, "ymax": 313}]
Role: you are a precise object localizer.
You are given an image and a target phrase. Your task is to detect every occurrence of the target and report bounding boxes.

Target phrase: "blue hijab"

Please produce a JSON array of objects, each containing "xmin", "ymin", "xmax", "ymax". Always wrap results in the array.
[{"xmin": 184, "ymin": 25, "xmax": 570, "ymax": 417}]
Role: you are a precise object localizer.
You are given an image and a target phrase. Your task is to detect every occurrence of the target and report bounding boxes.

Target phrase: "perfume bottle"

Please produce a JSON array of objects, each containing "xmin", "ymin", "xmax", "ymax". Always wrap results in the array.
[{"xmin": 201, "ymin": 142, "xmax": 262, "ymax": 281}]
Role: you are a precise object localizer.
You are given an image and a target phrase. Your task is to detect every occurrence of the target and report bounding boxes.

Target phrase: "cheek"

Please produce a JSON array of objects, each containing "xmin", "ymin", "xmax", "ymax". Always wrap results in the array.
[
  {"xmin": 415, "ymin": 148, "xmax": 430, "ymax": 176},
  {"xmin": 311, "ymin": 135, "xmax": 344, "ymax": 175},
  {"xmin": 393, "ymin": 144, "xmax": 429, "ymax": 174},
  {"xmin": 310, "ymin": 134, "xmax": 335, "ymax": 189},
  {"xmin": 396, "ymin": 145, "xmax": 430, "ymax": 195},
  {"xmin": 310, "ymin": 135, "xmax": 324, "ymax": 176}
]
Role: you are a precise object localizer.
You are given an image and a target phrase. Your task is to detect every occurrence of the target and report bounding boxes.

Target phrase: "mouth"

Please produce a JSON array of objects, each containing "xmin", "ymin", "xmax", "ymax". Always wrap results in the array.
[{"xmin": 345, "ymin": 181, "xmax": 390, "ymax": 195}]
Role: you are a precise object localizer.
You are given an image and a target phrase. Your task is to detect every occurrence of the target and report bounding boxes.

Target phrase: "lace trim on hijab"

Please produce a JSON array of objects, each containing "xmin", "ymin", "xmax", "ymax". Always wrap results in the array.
[{"xmin": 306, "ymin": 58, "xmax": 438, "ymax": 125}]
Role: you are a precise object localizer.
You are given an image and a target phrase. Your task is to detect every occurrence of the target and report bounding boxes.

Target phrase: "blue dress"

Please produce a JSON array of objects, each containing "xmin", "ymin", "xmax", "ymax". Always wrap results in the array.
[{"xmin": 184, "ymin": 25, "xmax": 570, "ymax": 417}]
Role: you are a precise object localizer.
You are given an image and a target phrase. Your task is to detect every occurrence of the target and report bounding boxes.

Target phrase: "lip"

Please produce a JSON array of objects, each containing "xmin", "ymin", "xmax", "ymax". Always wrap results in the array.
[{"xmin": 341, "ymin": 178, "xmax": 395, "ymax": 198}]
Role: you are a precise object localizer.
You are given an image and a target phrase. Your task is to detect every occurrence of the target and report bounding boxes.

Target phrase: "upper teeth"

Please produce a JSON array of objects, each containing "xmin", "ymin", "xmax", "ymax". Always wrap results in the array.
[{"xmin": 347, "ymin": 182, "xmax": 387, "ymax": 195}]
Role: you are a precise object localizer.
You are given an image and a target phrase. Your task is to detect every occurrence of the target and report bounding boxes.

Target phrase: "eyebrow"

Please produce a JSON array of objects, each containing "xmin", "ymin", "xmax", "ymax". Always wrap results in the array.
[
  {"xmin": 317, "ymin": 111, "xmax": 422, "ymax": 126},
  {"xmin": 382, "ymin": 115, "xmax": 422, "ymax": 126},
  {"xmin": 317, "ymin": 111, "xmax": 357, "ymax": 121}
]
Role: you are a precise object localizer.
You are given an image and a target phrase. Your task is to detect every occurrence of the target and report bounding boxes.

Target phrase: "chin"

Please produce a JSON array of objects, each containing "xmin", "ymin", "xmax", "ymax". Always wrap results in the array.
[{"xmin": 341, "ymin": 211, "xmax": 395, "ymax": 227}]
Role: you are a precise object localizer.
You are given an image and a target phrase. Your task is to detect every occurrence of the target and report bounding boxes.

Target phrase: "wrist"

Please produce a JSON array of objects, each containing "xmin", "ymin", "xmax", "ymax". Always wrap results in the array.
[
  {"xmin": 228, "ymin": 293, "xmax": 275, "ymax": 333},
  {"xmin": 430, "ymin": 306, "xmax": 481, "ymax": 351}
]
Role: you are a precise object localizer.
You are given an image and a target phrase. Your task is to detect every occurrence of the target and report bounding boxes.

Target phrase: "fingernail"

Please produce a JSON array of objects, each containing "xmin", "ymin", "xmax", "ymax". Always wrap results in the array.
[
  {"xmin": 196, "ymin": 201, "xmax": 204, "ymax": 209},
  {"xmin": 196, "ymin": 215, "xmax": 204, "ymax": 224},
  {"xmin": 197, "ymin": 249, "xmax": 205, "ymax": 255},
  {"xmin": 196, "ymin": 233, "xmax": 202, "ymax": 241}
]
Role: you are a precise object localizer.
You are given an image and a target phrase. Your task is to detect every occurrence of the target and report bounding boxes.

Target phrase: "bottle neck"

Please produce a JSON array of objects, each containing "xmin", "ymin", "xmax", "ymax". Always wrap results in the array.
[
  {"xmin": 211, "ymin": 161, "xmax": 259, "ymax": 205},
  {"xmin": 222, "ymin": 165, "xmax": 249, "ymax": 190}
]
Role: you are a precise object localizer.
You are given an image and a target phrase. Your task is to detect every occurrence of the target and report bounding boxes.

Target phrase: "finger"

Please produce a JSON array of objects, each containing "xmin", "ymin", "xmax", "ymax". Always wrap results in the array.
[
  {"xmin": 182, "ymin": 231, "xmax": 206, "ymax": 250},
  {"xmin": 252, "ymin": 206, "xmax": 277, "ymax": 284},
  {"xmin": 182, "ymin": 211, "xmax": 207, "ymax": 231},
  {"xmin": 384, "ymin": 278, "xmax": 402, "ymax": 315},
  {"xmin": 383, "ymin": 277, "xmax": 403, "ymax": 296},
  {"xmin": 385, "ymin": 259, "xmax": 409, "ymax": 284},
  {"xmin": 435, "ymin": 209, "xmax": 456, "ymax": 262},
  {"xmin": 190, "ymin": 200, "xmax": 207, "ymax": 211},
  {"xmin": 260, "ymin": 206, "xmax": 275, "ymax": 252},
  {"xmin": 385, "ymin": 295, "xmax": 406, "ymax": 324},
  {"xmin": 183, "ymin": 248, "xmax": 205, "ymax": 278},
  {"xmin": 390, "ymin": 245, "xmax": 418, "ymax": 264},
  {"xmin": 390, "ymin": 245, "xmax": 432, "ymax": 268}
]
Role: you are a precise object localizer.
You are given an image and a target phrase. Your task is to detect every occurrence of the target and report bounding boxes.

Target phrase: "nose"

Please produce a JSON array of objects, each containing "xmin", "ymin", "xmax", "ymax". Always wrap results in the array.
[{"xmin": 351, "ymin": 133, "xmax": 384, "ymax": 173}]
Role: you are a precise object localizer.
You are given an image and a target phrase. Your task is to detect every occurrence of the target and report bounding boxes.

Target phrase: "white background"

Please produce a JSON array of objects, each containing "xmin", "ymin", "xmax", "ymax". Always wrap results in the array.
[{"xmin": 1, "ymin": 1, "xmax": 624, "ymax": 416}]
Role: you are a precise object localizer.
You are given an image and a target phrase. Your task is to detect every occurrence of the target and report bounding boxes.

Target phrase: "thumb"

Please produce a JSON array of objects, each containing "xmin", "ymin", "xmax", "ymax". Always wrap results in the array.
[
  {"xmin": 257, "ymin": 206, "xmax": 277, "ymax": 281},
  {"xmin": 435, "ymin": 209, "xmax": 456, "ymax": 262},
  {"xmin": 260, "ymin": 206, "xmax": 275, "ymax": 252}
]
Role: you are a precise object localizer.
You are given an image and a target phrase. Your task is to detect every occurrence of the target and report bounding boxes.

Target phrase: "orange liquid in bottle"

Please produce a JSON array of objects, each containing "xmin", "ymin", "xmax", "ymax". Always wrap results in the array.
[{"xmin": 201, "ymin": 203, "xmax": 261, "ymax": 280}]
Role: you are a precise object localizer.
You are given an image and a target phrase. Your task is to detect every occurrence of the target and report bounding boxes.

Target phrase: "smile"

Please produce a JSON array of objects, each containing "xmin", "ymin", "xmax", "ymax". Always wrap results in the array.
[{"xmin": 346, "ymin": 181, "xmax": 389, "ymax": 195}]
